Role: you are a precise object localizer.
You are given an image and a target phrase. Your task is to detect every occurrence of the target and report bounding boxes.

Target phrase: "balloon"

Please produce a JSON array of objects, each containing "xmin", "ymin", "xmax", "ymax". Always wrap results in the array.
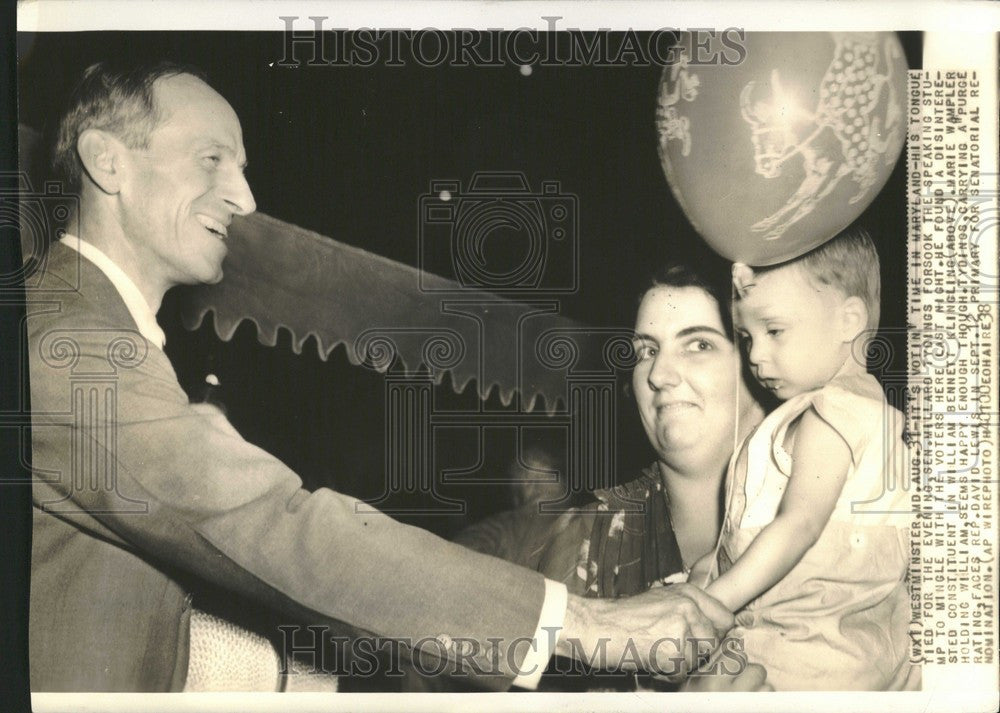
[{"xmin": 656, "ymin": 32, "xmax": 907, "ymax": 266}]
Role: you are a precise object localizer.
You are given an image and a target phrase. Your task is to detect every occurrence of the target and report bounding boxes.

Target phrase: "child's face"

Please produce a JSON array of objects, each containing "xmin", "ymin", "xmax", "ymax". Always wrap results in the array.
[{"xmin": 735, "ymin": 264, "xmax": 854, "ymax": 400}]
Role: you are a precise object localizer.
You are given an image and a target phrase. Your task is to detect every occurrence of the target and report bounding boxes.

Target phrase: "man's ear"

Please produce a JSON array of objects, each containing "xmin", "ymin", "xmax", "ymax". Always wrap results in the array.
[
  {"xmin": 76, "ymin": 129, "xmax": 124, "ymax": 195},
  {"xmin": 840, "ymin": 295, "xmax": 868, "ymax": 343}
]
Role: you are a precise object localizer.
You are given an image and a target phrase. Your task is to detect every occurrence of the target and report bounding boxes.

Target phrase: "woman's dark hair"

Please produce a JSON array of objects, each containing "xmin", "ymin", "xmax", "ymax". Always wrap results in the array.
[{"xmin": 641, "ymin": 261, "xmax": 735, "ymax": 340}]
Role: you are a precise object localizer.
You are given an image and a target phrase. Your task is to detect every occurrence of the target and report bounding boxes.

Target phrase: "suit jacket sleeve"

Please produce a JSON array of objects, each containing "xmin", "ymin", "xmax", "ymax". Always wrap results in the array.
[{"xmin": 28, "ymin": 279, "xmax": 546, "ymax": 689}]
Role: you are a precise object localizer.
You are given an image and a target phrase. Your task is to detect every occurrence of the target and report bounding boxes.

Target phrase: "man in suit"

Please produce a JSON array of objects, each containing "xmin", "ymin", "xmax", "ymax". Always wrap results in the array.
[{"xmin": 25, "ymin": 60, "xmax": 733, "ymax": 692}]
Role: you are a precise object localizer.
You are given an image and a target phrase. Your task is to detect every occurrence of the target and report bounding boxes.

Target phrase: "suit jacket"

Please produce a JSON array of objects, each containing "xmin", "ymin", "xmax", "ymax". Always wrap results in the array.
[{"xmin": 27, "ymin": 242, "xmax": 546, "ymax": 691}]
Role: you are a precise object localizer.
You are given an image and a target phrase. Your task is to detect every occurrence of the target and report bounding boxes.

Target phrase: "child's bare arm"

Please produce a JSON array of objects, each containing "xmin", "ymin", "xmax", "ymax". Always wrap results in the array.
[
  {"xmin": 705, "ymin": 410, "xmax": 851, "ymax": 611},
  {"xmin": 687, "ymin": 551, "xmax": 715, "ymax": 588}
]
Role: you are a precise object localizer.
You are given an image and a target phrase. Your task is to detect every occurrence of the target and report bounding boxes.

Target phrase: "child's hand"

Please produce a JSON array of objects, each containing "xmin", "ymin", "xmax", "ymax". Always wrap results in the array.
[
  {"xmin": 654, "ymin": 552, "xmax": 717, "ymax": 589},
  {"xmin": 687, "ymin": 552, "xmax": 716, "ymax": 589}
]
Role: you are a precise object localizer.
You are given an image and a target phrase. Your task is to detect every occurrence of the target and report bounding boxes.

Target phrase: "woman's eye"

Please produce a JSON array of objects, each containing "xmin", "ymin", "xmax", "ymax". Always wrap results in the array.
[
  {"xmin": 203, "ymin": 155, "xmax": 221, "ymax": 166},
  {"xmin": 685, "ymin": 339, "xmax": 714, "ymax": 353},
  {"xmin": 767, "ymin": 328, "xmax": 784, "ymax": 338},
  {"xmin": 634, "ymin": 344, "xmax": 657, "ymax": 360}
]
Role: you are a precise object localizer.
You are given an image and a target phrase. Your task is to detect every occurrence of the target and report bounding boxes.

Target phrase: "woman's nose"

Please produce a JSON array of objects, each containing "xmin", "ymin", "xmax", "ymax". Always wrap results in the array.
[{"xmin": 648, "ymin": 353, "xmax": 682, "ymax": 389}]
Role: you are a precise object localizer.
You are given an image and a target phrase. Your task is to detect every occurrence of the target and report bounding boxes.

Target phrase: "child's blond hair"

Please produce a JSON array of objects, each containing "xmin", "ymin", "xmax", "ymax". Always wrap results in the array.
[{"xmin": 758, "ymin": 227, "xmax": 881, "ymax": 331}]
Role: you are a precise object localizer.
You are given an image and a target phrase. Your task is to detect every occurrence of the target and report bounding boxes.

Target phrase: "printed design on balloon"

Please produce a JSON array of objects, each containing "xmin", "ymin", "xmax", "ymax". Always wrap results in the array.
[
  {"xmin": 655, "ymin": 51, "xmax": 701, "ymax": 157},
  {"xmin": 740, "ymin": 33, "xmax": 903, "ymax": 241}
]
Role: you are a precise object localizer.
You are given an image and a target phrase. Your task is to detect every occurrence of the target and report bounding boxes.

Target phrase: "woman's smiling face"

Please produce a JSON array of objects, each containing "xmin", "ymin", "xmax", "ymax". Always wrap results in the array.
[{"xmin": 632, "ymin": 286, "xmax": 752, "ymax": 469}]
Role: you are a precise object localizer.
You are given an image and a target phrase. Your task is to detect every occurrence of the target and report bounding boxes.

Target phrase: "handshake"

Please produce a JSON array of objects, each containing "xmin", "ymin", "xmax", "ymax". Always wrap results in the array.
[{"xmin": 555, "ymin": 584, "xmax": 771, "ymax": 691}]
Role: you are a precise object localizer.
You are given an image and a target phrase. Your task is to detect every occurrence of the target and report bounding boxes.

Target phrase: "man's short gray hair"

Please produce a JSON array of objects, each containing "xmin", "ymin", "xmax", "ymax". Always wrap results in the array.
[{"xmin": 53, "ymin": 60, "xmax": 208, "ymax": 191}]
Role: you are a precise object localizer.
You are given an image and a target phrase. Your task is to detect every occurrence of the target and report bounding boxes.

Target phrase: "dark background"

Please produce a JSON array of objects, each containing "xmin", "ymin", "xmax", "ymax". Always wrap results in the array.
[{"xmin": 16, "ymin": 31, "xmax": 920, "ymax": 538}]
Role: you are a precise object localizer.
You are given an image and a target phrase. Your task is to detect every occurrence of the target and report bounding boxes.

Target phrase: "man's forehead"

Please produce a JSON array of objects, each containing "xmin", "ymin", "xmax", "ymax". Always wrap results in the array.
[
  {"xmin": 154, "ymin": 73, "xmax": 224, "ymax": 108},
  {"xmin": 151, "ymin": 74, "xmax": 244, "ymax": 145}
]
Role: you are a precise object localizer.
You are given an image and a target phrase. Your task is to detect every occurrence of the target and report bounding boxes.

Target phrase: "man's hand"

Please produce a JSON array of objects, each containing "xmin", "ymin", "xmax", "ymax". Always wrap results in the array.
[
  {"xmin": 556, "ymin": 584, "xmax": 734, "ymax": 679},
  {"xmin": 680, "ymin": 662, "xmax": 773, "ymax": 692}
]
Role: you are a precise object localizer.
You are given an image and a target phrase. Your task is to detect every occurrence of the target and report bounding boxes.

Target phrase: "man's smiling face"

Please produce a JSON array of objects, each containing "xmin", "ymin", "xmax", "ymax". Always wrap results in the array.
[{"xmin": 117, "ymin": 73, "xmax": 256, "ymax": 288}]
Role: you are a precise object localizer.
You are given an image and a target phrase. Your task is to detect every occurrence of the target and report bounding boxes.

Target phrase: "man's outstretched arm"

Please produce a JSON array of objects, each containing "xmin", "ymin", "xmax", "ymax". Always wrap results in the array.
[{"xmin": 28, "ymin": 306, "xmax": 732, "ymax": 689}]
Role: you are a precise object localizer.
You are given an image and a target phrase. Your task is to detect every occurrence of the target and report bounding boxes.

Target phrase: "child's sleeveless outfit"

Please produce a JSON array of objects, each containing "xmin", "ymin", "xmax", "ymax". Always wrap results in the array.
[{"xmin": 717, "ymin": 371, "xmax": 919, "ymax": 690}]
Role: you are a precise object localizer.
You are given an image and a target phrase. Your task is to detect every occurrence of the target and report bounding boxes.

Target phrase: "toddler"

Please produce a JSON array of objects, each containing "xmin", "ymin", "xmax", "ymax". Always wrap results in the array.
[{"xmin": 694, "ymin": 229, "xmax": 918, "ymax": 691}]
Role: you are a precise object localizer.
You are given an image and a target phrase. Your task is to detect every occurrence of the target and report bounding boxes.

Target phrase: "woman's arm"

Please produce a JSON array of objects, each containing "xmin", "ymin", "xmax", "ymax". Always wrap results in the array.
[{"xmin": 704, "ymin": 409, "xmax": 851, "ymax": 612}]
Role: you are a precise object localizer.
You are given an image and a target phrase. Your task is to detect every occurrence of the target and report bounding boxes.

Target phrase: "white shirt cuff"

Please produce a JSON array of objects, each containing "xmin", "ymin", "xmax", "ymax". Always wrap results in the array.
[{"xmin": 511, "ymin": 578, "xmax": 567, "ymax": 689}]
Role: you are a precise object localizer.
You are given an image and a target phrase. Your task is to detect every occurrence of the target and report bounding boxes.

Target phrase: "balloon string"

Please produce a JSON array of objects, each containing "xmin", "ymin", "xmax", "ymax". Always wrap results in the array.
[{"xmin": 693, "ymin": 278, "xmax": 740, "ymax": 591}]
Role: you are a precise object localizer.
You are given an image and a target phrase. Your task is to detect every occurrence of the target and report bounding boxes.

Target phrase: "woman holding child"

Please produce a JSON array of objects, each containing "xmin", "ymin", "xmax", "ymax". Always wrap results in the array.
[
  {"xmin": 458, "ymin": 230, "xmax": 917, "ymax": 691},
  {"xmin": 455, "ymin": 259, "xmax": 765, "ymax": 690}
]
